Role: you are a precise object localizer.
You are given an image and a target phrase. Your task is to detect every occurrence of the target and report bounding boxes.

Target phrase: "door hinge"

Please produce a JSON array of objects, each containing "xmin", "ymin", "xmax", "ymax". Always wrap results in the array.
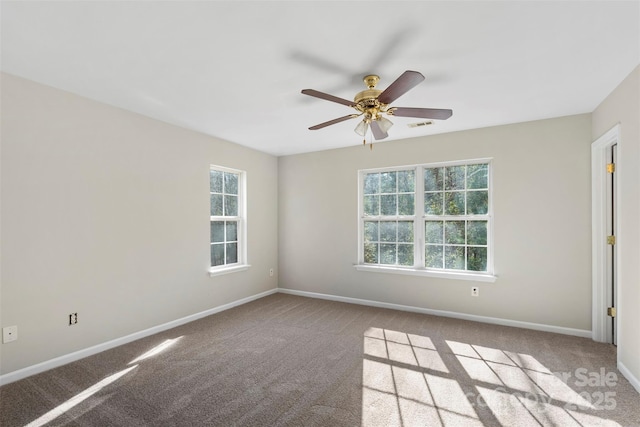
[
  {"xmin": 607, "ymin": 235, "xmax": 616, "ymax": 245},
  {"xmin": 607, "ymin": 163, "xmax": 616, "ymax": 173},
  {"xmin": 607, "ymin": 307, "xmax": 617, "ymax": 317}
]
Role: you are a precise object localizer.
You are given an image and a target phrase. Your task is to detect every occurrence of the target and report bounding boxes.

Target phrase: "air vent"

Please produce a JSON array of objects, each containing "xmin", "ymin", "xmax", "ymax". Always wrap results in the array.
[{"xmin": 407, "ymin": 121, "xmax": 433, "ymax": 128}]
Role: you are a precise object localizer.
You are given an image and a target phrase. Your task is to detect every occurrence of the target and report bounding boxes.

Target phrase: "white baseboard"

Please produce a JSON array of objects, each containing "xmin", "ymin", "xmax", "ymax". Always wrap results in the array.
[
  {"xmin": 618, "ymin": 360, "xmax": 640, "ymax": 394},
  {"xmin": 0, "ymin": 288, "xmax": 278, "ymax": 386},
  {"xmin": 0, "ymin": 286, "xmax": 595, "ymax": 386},
  {"xmin": 277, "ymin": 288, "xmax": 592, "ymax": 338}
]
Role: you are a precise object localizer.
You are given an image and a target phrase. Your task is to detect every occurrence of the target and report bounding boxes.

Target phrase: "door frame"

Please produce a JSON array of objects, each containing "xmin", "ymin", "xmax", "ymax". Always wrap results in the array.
[{"xmin": 591, "ymin": 124, "xmax": 621, "ymax": 343}]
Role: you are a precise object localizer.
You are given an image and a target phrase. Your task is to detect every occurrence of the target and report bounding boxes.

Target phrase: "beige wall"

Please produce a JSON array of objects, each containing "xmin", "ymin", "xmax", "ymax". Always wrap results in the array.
[
  {"xmin": 279, "ymin": 114, "xmax": 593, "ymax": 330},
  {"xmin": 592, "ymin": 65, "xmax": 640, "ymax": 388},
  {"xmin": 0, "ymin": 73, "xmax": 279, "ymax": 374}
]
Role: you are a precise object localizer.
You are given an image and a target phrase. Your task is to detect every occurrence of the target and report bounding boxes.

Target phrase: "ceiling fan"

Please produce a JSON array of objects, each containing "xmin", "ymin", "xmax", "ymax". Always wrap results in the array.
[{"xmin": 301, "ymin": 70, "xmax": 453, "ymax": 141}]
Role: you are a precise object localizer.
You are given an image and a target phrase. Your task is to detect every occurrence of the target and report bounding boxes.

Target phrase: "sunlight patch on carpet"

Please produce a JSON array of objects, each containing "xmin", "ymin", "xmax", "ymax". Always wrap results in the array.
[
  {"xmin": 129, "ymin": 336, "xmax": 183, "ymax": 364},
  {"xmin": 361, "ymin": 330, "xmax": 623, "ymax": 426},
  {"xmin": 24, "ymin": 365, "xmax": 138, "ymax": 427}
]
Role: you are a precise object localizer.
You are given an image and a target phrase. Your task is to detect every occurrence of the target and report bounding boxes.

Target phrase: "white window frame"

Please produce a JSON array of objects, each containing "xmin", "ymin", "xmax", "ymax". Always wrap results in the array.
[
  {"xmin": 209, "ymin": 165, "xmax": 249, "ymax": 277},
  {"xmin": 355, "ymin": 159, "xmax": 496, "ymax": 282}
]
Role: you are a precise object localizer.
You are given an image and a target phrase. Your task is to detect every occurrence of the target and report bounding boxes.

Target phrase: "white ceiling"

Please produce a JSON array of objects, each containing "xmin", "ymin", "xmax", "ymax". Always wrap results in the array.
[{"xmin": 2, "ymin": 1, "xmax": 639, "ymax": 156}]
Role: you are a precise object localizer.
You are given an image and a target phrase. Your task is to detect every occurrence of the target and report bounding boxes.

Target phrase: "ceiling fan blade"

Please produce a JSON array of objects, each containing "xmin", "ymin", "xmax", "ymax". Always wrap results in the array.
[
  {"xmin": 309, "ymin": 114, "xmax": 359, "ymax": 130},
  {"xmin": 370, "ymin": 120, "xmax": 388, "ymax": 140},
  {"xmin": 389, "ymin": 107, "xmax": 453, "ymax": 120},
  {"xmin": 377, "ymin": 70, "xmax": 425, "ymax": 105},
  {"xmin": 301, "ymin": 89, "xmax": 356, "ymax": 107}
]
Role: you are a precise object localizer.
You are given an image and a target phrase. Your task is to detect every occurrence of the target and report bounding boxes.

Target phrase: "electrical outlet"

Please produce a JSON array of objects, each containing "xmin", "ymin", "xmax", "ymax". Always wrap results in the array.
[
  {"xmin": 269, "ymin": 268, "xmax": 274, "ymax": 277},
  {"xmin": 69, "ymin": 313, "xmax": 78, "ymax": 325},
  {"xmin": 471, "ymin": 287, "xmax": 479, "ymax": 297},
  {"xmin": 3, "ymin": 325, "xmax": 18, "ymax": 343}
]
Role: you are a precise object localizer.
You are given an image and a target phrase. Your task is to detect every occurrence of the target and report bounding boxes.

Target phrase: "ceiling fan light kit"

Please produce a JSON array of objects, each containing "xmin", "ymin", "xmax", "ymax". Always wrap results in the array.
[
  {"xmin": 301, "ymin": 70, "xmax": 453, "ymax": 146},
  {"xmin": 354, "ymin": 119, "xmax": 369, "ymax": 137}
]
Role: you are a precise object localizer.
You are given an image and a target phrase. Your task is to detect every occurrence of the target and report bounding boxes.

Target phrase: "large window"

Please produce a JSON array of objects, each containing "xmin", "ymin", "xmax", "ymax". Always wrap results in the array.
[
  {"xmin": 210, "ymin": 165, "xmax": 247, "ymax": 274},
  {"xmin": 358, "ymin": 160, "xmax": 494, "ymax": 281}
]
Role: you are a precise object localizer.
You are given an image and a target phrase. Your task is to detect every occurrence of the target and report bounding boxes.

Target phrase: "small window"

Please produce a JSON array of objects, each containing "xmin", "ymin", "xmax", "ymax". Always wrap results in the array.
[
  {"xmin": 357, "ymin": 160, "xmax": 494, "ymax": 281},
  {"xmin": 210, "ymin": 166, "xmax": 247, "ymax": 274}
]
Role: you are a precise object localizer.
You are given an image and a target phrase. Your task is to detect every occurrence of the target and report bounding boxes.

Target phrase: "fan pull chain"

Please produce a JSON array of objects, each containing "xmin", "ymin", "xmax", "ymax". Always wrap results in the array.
[{"xmin": 362, "ymin": 125, "xmax": 373, "ymax": 151}]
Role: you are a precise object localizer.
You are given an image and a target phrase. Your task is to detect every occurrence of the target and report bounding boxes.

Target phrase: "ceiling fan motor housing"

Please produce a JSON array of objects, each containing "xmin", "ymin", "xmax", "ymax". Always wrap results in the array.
[
  {"xmin": 354, "ymin": 89, "xmax": 382, "ymax": 105},
  {"xmin": 354, "ymin": 74, "xmax": 388, "ymax": 120},
  {"xmin": 355, "ymin": 90, "xmax": 387, "ymax": 123}
]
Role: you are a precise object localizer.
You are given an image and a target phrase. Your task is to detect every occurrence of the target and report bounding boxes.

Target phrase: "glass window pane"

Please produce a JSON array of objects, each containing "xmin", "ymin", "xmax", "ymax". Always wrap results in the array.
[
  {"xmin": 211, "ymin": 243, "xmax": 225, "ymax": 266},
  {"xmin": 467, "ymin": 247, "xmax": 487, "ymax": 271},
  {"xmin": 380, "ymin": 244, "xmax": 397, "ymax": 265},
  {"xmin": 425, "ymin": 245, "xmax": 443, "ymax": 268},
  {"xmin": 380, "ymin": 194, "xmax": 397, "ymax": 215},
  {"xmin": 211, "ymin": 221, "xmax": 225, "ymax": 243},
  {"xmin": 380, "ymin": 172, "xmax": 397, "ymax": 193},
  {"xmin": 224, "ymin": 172, "xmax": 239, "ymax": 195},
  {"xmin": 398, "ymin": 244, "xmax": 414, "ymax": 266},
  {"xmin": 444, "ymin": 192, "xmax": 465, "ymax": 215},
  {"xmin": 424, "ymin": 167, "xmax": 443, "ymax": 191},
  {"xmin": 364, "ymin": 243, "xmax": 379, "ymax": 264},
  {"xmin": 226, "ymin": 243, "xmax": 238, "ymax": 264},
  {"xmin": 445, "ymin": 221, "xmax": 465, "ymax": 245},
  {"xmin": 379, "ymin": 222, "xmax": 397, "ymax": 242},
  {"xmin": 398, "ymin": 194, "xmax": 414, "ymax": 215},
  {"xmin": 397, "ymin": 170, "xmax": 415, "ymax": 193},
  {"xmin": 467, "ymin": 164, "xmax": 488, "ymax": 189},
  {"xmin": 364, "ymin": 195, "xmax": 379, "ymax": 216},
  {"xmin": 467, "ymin": 221, "xmax": 487, "ymax": 246},
  {"xmin": 467, "ymin": 190, "xmax": 488, "ymax": 215},
  {"xmin": 445, "ymin": 246, "xmax": 465, "ymax": 270},
  {"xmin": 364, "ymin": 221, "xmax": 378, "ymax": 242},
  {"xmin": 425, "ymin": 221, "xmax": 444, "ymax": 244},
  {"xmin": 397, "ymin": 221, "xmax": 413, "ymax": 243},
  {"xmin": 210, "ymin": 194, "xmax": 223, "ymax": 216},
  {"xmin": 445, "ymin": 166, "xmax": 466, "ymax": 191},
  {"xmin": 424, "ymin": 192, "xmax": 443, "ymax": 215},
  {"xmin": 224, "ymin": 195, "xmax": 238, "ymax": 216},
  {"xmin": 364, "ymin": 173, "xmax": 380, "ymax": 195},
  {"xmin": 210, "ymin": 170, "xmax": 223, "ymax": 193},
  {"xmin": 226, "ymin": 221, "xmax": 238, "ymax": 242}
]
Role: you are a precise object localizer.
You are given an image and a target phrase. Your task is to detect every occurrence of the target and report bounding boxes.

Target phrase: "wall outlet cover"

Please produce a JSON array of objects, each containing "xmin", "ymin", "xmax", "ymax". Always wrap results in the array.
[{"xmin": 3, "ymin": 325, "xmax": 18, "ymax": 343}]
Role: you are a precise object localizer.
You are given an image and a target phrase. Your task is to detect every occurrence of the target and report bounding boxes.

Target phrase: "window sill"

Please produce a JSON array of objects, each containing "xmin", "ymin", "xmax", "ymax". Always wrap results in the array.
[
  {"xmin": 354, "ymin": 264, "xmax": 497, "ymax": 282},
  {"xmin": 209, "ymin": 264, "xmax": 251, "ymax": 277}
]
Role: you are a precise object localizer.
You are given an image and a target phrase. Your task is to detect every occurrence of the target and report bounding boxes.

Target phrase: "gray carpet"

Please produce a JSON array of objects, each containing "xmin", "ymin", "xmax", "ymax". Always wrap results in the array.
[{"xmin": 1, "ymin": 293, "xmax": 639, "ymax": 426}]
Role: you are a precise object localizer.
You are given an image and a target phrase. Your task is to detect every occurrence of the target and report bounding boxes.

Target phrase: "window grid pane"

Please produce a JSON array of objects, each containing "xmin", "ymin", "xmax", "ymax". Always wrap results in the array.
[
  {"xmin": 210, "ymin": 220, "xmax": 240, "ymax": 267},
  {"xmin": 363, "ymin": 170, "xmax": 415, "ymax": 217},
  {"xmin": 424, "ymin": 219, "xmax": 488, "ymax": 272},
  {"xmin": 363, "ymin": 220, "xmax": 414, "ymax": 266},
  {"xmin": 424, "ymin": 164, "xmax": 489, "ymax": 217},
  {"xmin": 211, "ymin": 171, "xmax": 241, "ymax": 219}
]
